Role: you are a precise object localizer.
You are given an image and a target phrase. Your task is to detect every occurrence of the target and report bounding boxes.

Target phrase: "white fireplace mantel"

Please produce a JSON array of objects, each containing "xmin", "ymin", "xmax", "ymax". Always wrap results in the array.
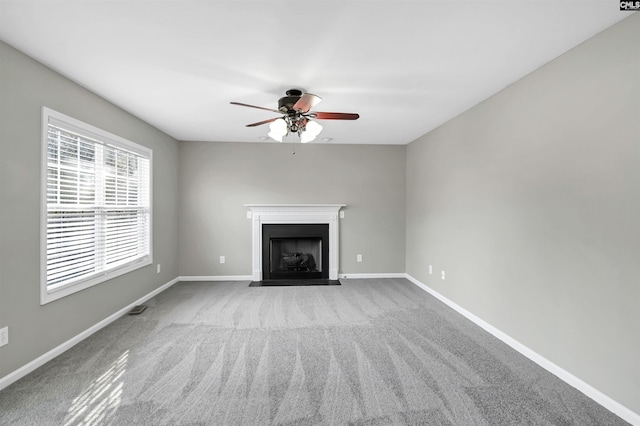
[{"xmin": 245, "ymin": 204, "xmax": 345, "ymax": 281}]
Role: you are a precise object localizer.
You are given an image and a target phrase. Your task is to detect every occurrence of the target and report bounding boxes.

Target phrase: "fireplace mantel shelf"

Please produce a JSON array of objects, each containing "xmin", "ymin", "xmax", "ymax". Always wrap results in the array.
[
  {"xmin": 245, "ymin": 204, "xmax": 346, "ymax": 211},
  {"xmin": 246, "ymin": 204, "xmax": 345, "ymax": 281}
]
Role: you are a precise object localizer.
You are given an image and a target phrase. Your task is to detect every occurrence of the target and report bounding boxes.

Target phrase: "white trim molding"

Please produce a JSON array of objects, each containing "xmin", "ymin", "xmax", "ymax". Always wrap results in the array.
[
  {"xmin": 178, "ymin": 275, "xmax": 253, "ymax": 282},
  {"xmin": 40, "ymin": 107, "xmax": 153, "ymax": 305},
  {"xmin": 404, "ymin": 274, "xmax": 640, "ymax": 426},
  {"xmin": 245, "ymin": 204, "xmax": 345, "ymax": 281},
  {"xmin": 339, "ymin": 273, "xmax": 406, "ymax": 279},
  {"xmin": 0, "ymin": 277, "xmax": 179, "ymax": 392}
]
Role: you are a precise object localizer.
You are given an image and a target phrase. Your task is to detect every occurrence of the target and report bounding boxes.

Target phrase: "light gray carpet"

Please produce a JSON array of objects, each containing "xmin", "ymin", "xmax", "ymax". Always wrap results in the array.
[{"xmin": 0, "ymin": 279, "xmax": 629, "ymax": 425}]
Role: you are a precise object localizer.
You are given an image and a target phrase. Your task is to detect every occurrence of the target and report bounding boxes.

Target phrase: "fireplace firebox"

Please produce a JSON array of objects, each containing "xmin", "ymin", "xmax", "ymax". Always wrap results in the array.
[{"xmin": 262, "ymin": 224, "xmax": 329, "ymax": 280}]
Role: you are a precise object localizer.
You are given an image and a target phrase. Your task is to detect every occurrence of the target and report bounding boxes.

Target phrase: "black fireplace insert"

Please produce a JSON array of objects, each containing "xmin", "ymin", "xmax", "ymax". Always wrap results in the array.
[{"xmin": 262, "ymin": 224, "xmax": 329, "ymax": 280}]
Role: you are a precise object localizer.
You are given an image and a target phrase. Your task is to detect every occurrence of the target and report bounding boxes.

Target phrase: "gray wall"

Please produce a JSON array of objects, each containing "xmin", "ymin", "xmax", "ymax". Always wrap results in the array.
[
  {"xmin": 178, "ymin": 142, "xmax": 405, "ymax": 277},
  {"xmin": 0, "ymin": 41, "xmax": 180, "ymax": 378},
  {"xmin": 406, "ymin": 13, "xmax": 639, "ymax": 413}
]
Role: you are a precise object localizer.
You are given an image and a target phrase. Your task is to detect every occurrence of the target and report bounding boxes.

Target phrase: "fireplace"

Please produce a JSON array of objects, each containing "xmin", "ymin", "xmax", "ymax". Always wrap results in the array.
[
  {"xmin": 245, "ymin": 204, "xmax": 344, "ymax": 281},
  {"xmin": 262, "ymin": 224, "xmax": 329, "ymax": 280}
]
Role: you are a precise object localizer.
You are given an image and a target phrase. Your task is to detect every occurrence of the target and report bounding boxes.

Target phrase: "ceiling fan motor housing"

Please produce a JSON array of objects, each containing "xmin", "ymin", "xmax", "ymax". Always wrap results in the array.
[{"xmin": 278, "ymin": 89, "xmax": 303, "ymax": 113}]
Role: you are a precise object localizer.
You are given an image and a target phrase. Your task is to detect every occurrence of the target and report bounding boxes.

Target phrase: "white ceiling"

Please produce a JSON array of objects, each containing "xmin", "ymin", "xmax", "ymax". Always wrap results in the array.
[{"xmin": 0, "ymin": 1, "xmax": 630, "ymax": 145}]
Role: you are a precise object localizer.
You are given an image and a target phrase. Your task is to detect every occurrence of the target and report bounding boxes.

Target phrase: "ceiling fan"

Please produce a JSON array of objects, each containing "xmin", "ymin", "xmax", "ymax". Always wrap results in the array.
[{"xmin": 230, "ymin": 89, "xmax": 359, "ymax": 143}]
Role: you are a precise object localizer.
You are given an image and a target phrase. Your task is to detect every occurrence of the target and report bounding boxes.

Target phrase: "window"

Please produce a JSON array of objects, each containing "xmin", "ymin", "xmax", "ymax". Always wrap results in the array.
[{"xmin": 41, "ymin": 108, "xmax": 152, "ymax": 304}]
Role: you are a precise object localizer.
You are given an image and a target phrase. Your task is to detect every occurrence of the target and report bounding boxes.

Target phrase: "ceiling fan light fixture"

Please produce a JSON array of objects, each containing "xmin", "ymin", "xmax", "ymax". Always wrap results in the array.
[
  {"xmin": 267, "ymin": 130, "xmax": 284, "ymax": 142},
  {"xmin": 268, "ymin": 118, "xmax": 288, "ymax": 142},
  {"xmin": 300, "ymin": 132, "xmax": 316, "ymax": 143},
  {"xmin": 300, "ymin": 120, "xmax": 322, "ymax": 143},
  {"xmin": 306, "ymin": 120, "xmax": 322, "ymax": 135}
]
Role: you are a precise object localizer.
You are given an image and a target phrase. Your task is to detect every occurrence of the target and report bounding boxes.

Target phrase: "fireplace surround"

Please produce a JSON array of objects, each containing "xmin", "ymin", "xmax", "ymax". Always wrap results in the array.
[{"xmin": 245, "ymin": 204, "xmax": 345, "ymax": 281}]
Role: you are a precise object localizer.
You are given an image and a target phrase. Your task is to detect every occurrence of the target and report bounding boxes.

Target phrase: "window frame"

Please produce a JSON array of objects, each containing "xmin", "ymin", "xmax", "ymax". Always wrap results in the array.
[{"xmin": 40, "ymin": 107, "xmax": 153, "ymax": 304}]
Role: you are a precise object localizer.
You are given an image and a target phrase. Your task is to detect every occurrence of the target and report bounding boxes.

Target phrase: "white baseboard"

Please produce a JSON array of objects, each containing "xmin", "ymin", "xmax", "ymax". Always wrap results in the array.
[
  {"xmin": 178, "ymin": 275, "xmax": 253, "ymax": 282},
  {"xmin": 404, "ymin": 274, "xmax": 640, "ymax": 426},
  {"xmin": 0, "ymin": 277, "xmax": 180, "ymax": 392},
  {"xmin": 339, "ymin": 273, "xmax": 406, "ymax": 279},
  {"xmin": 181, "ymin": 274, "xmax": 406, "ymax": 281}
]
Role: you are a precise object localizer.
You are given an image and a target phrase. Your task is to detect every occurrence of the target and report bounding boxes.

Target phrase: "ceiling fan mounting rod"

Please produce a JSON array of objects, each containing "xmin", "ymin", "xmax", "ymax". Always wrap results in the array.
[{"xmin": 286, "ymin": 89, "xmax": 303, "ymax": 97}]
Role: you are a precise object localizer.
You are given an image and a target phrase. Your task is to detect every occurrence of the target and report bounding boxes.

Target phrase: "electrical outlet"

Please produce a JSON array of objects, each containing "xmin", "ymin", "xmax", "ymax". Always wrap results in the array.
[
  {"xmin": 246, "ymin": 211, "xmax": 252, "ymax": 219},
  {"xmin": 428, "ymin": 264, "xmax": 433, "ymax": 274},
  {"xmin": 357, "ymin": 254, "xmax": 362, "ymax": 262},
  {"xmin": 220, "ymin": 256, "xmax": 226, "ymax": 264},
  {"xmin": 441, "ymin": 270, "xmax": 446, "ymax": 280},
  {"xmin": 339, "ymin": 211, "xmax": 345, "ymax": 218},
  {"xmin": 156, "ymin": 264, "xmax": 161, "ymax": 274},
  {"xmin": 0, "ymin": 327, "xmax": 8, "ymax": 347}
]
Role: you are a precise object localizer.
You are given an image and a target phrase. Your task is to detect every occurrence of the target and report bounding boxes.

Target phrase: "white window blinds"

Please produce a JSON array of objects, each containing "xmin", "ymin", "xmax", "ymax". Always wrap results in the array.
[{"xmin": 42, "ymin": 108, "xmax": 151, "ymax": 300}]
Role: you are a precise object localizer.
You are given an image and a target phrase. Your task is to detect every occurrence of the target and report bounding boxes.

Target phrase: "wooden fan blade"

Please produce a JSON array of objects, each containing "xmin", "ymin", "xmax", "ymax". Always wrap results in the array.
[
  {"xmin": 246, "ymin": 117, "xmax": 280, "ymax": 127},
  {"xmin": 230, "ymin": 101, "xmax": 281, "ymax": 114},
  {"xmin": 310, "ymin": 112, "xmax": 359, "ymax": 120},
  {"xmin": 292, "ymin": 93, "xmax": 322, "ymax": 113}
]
